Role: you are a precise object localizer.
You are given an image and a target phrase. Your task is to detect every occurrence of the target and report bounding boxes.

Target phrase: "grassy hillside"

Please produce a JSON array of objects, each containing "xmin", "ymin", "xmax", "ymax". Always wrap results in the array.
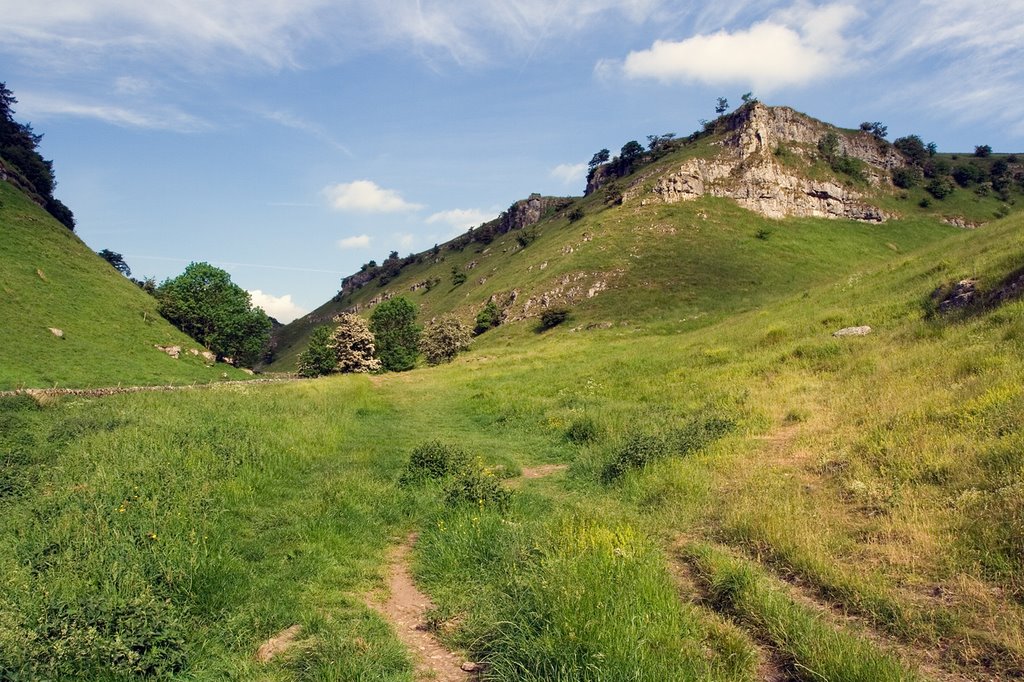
[
  {"xmin": 0, "ymin": 180, "xmax": 250, "ymax": 389},
  {"xmin": 268, "ymin": 113, "xmax": 1022, "ymax": 372},
  {"xmin": 3, "ymin": 204, "xmax": 1023, "ymax": 679}
]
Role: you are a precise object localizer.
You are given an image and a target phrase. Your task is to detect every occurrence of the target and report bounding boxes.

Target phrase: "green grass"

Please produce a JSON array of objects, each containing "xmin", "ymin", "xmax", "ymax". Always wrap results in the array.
[
  {"xmin": 5, "ymin": 155, "xmax": 1024, "ymax": 678},
  {"xmin": 685, "ymin": 543, "xmax": 920, "ymax": 681},
  {"xmin": 0, "ymin": 181, "xmax": 250, "ymax": 389}
]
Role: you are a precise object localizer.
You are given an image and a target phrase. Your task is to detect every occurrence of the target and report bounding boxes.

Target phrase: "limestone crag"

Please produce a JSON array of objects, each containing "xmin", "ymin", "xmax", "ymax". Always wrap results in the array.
[{"xmin": 644, "ymin": 103, "xmax": 900, "ymax": 223}]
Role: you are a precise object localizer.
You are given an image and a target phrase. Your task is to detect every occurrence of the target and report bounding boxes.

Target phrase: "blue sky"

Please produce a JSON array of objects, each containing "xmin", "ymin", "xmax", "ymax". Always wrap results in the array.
[{"xmin": 3, "ymin": 1, "xmax": 1023, "ymax": 322}]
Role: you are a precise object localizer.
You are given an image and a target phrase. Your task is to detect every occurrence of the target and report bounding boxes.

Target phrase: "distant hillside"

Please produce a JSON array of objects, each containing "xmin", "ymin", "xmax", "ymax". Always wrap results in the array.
[
  {"xmin": 266, "ymin": 103, "xmax": 1024, "ymax": 371},
  {"xmin": 0, "ymin": 180, "xmax": 250, "ymax": 389}
]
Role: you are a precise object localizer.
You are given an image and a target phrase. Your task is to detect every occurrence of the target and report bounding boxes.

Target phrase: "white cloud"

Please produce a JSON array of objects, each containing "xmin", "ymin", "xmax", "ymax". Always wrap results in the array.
[
  {"xmin": 425, "ymin": 208, "xmax": 495, "ymax": 229},
  {"xmin": 15, "ymin": 92, "xmax": 209, "ymax": 131},
  {"xmin": 248, "ymin": 289, "xmax": 307, "ymax": 323},
  {"xmin": 337, "ymin": 234, "xmax": 371, "ymax": 249},
  {"xmin": 550, "ymin": 162, "xmax": 587, "ymax": 187},
  {"xmin": 396, "ymin": 232, "xmax": 416, "ymax": 249},
  {"xmin": 322, "ymin": 180, "xmax": 423, "ymax": 213},
  {"xmin": 620, "ymin": 3, "xmax": 858, "ymax": 92}
]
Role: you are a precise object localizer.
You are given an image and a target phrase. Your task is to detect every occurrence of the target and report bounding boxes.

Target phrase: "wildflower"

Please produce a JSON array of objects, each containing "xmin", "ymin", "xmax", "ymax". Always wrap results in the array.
[{"xmin": 146, "ymin": 532, "xmax": 158, "ymax": 541}]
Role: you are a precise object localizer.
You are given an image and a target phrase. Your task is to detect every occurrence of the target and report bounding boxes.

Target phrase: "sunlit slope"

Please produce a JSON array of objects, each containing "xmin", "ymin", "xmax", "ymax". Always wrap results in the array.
[
  {"xmin": 0, "ymin": 180, "xmax": 249, "ymax": 388},
  {"xmin": 270, "ymin": 192, "xmax": 958, "ymax": 371}
]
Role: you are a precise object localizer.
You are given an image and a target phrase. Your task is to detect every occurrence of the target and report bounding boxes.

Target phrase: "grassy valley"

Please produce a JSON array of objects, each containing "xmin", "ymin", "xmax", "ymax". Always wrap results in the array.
[{"xmin": 3, "ymin": 103, "xmax": 1024, "ymax": 681}]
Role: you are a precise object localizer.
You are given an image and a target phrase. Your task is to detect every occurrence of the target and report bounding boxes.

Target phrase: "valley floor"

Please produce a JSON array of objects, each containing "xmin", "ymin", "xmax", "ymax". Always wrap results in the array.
[{"xmin": 3, "ymin": 213, "xmax": 1024, "ymax": 681}]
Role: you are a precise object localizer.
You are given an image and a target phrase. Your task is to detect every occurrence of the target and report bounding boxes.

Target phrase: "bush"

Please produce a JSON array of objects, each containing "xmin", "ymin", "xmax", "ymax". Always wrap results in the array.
[
  {"xmin": 925, "ymin": 177, "xmax": 954, "ymax": 200},
  {"xmin": 297, "ymin": 325, "xmax": 336, "ymax": 377},
  {"xmin": 399, "ymin": 440, "xmax": 470, "ymax": 484},
  {"xmin": 329, "ymin": 313, "xmax": 381, "ymax": 373},
  {"xmin": 369, "ymin": 297, "xmax": 420, "ymax": 372},
  {"xmin": 601, "ymin": 413, "xmax": 735, "ymax": 482},
  {"xmin": 538, "ymin": 308, "xmax": 569, "ymax": 331},
  {"xmin": 891, "ymin": 166, "xmax": 922, "ymax": 189},
  {"xmin": 450, "ymin": 265, "xmax": 467, "ymax": 286},
  {"xmin": 444, "ymin": 464, "xmax": 512, "ymax": 509},
  {"xmin": 975, "ymin": 144, "xmax": 992, "ymax": 158},
  {"xmin": 565, "ymin": 416, "xmax": 601, "ymax": 444},
  {"xmin": 952, "ymin": 163, "xmax": 986, "ymax": 187},
  {"xmin": 567, "ymin": 207, "xmax": 584, "ymax": 222},
  {"xmin": 474, "ymin": 300, "xmax": 501, "ymax": 335},
  {"xmin": 420, "ymin": 315, "xmax": 471, "ymax": 365}
]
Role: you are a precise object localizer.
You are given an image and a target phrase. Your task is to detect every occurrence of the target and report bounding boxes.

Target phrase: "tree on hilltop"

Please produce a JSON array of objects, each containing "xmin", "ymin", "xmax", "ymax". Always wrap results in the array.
[
  {"xmin": 98, "ymin": 249, "xmax": 131, "ymax": 277},
  {"xmin": 715, "ymin": 97, "xmax": 729, "ymax": 115}
]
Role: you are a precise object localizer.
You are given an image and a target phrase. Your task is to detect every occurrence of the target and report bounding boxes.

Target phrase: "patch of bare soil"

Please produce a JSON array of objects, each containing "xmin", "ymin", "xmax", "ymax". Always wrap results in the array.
[
  {"xmin": 367, "ymin": 534, "xmax": 476, "ymax": 682},
  {"xmin": 256, "ymin": 624, "xmax": 303, "ymax": 663},
  {"xmin": 506, "ymin": 463, "xmax": 568, "ymax": 489}
]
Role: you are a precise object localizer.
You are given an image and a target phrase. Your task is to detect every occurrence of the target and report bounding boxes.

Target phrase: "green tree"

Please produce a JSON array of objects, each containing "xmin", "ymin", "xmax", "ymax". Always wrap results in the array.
[
  {"xmin": 369, "ymin": 296, "xmax": 420, "ymax": 371},
  {"xmin": 588, "ymin": 149, "xmax": 610, "ymax": 170},
  {"xmin": 420, "ymin": 315, "xmax": 471, "ymax": 365},
  {"xmin": 620, "ymin": 140, "xmax": 644, "ymax": 163},
  {"xmin": 97, "ymin": 249, "xmax": 131, "ymax": 277},
  {"xmin": 715, "ymin": 97, "xmax": 729, "ymax": 114},
  {"xmin": 156, "ymin": 262, "xmax": 271, "ymax": 366},
  {"xmin": 974, "ymin": 144, "xmax": 992, "ymax": 158},
  {"xmin": 297, "ymin": 325, "xmax": 336, "ymax": 377},
  {"xmin": 893, "ymin": 135, "xmax": 928, "ymax": 165}
]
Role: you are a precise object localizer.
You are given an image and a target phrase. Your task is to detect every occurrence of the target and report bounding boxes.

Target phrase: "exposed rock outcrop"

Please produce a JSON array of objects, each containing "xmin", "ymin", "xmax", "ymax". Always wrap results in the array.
[{"xmin": 640, "ymin": 104, "xmax": 901, "ymax": 223}]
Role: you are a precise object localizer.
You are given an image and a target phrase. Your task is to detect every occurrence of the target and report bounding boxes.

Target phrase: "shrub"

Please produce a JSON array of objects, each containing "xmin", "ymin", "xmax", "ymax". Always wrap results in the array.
[
  {"xmin": 399, "ymin": 440, "xmax": 470, "ymax": 484},
  {"xmin": 474, "ymin": 300, "xmax": 501, "ymax": 335},
  {"xmin": 567, "ymin": 207, "xmax": 584, "ymax": 222},
  {"xmin": 329, "ymin": 313, "xmax": 381, "ymax": 373},
  {"xmin": 538, "ymin": 308, "xmax": 569, "ymax": 331},
  {"xmin": 565, "ymin": 416, "xmax": 601, "ymax": 444},
  {"xmin": 893, "ymin": 135, "xmax": 928, "ymax": 165},
  {"xmin": 444, "ymin": 464, "xmax": 512, "ymax": 509},
  {"xmin": 450, "ymin": 266, "xmax": 467, "ymax": 286},
  {"xmin": 952, "ymin": 163, "xmax": 985, "ymax": 187},
  {"xmin": 420, "ymin": 315, "xmax": 471, "ymax": 365},
  {"xmin": 974, "ymin": 144, "xmax": 992, "ymax": 158},
  {"xmin": 601, "ymin": 432, "xmax": 670, "ymax": 483},
  {"xmin": 297, "ymin": 325, "xmax": 336, "ymax": 377},
  {"xmin": 925, "ymin": 177, "xmax": 954, "ymax": 200},
  {"xmin": 891, "ymin": 166, "xmax": 922, "ymax": 189},
  {"xmin": 369, "ymin": 297, "xmax": 420, "ymax": 372}
]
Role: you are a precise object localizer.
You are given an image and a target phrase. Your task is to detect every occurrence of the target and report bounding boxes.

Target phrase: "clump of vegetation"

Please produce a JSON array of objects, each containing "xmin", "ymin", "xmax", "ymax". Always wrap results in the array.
[
  {"xmin": 891, "ymin": 166, "xmax": 922, "ymax": 189},
  {"xmin": 369, "ymin": 296, "xmax": 420, "ymax": 372},
  {"xmin": 450, "ymin": 265, "xmax": 467, "ymax": 286},
  {"xmin": 565, "ymin": 415, "xmax": 601, "ymax": 444},
  {"xmin": 538, "ymin": 308, "xmax": 569, "ymax": 331},
  {"xmin": 601, "ymin": 414, "xmax": 735, "ymax": 482},
  {"xmin": 567, "ymin": 207, "xmax": 585, "ymax": 222},
  {"xmin": 817, "ymin": 132, "xmax": 864, "ymax": 182},
  {"xmin": 420, "ymin": 315, "xmax": 471, "ymax": 365},
  {"xmin": 474, "ymin": 300, "xmax": 502, "ymax": 335},
  {"xmin": 297, "ymin": 325, "xmax": 336, "ymax": 377},
  {"xmin": 975, "ymin": 144, "xmax": 992, "ymax": 158},
  {"xmin": 156, "ymin": 262, "xmax": 272, "ymax": 367},
  {"xmin": 329, "ymin": 313, "xmax": 381, "ymax": 373},
  {"xmin": 925, "ymin": 177, "xmax": 955, "ymax": 200},
  {"xmin": 399, "ymin": 440, "xmax": 471, "ymax": 484},
  {"xmin": 399, "ymin": 440, "xmax": 510, "ymax": 508}
]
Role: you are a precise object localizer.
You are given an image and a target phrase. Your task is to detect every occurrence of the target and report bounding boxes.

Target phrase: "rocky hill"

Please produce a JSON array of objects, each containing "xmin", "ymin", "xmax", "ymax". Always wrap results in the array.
[{"xmin": 266, "ymin": 102, "xmax": 1024, "ymax": 371}]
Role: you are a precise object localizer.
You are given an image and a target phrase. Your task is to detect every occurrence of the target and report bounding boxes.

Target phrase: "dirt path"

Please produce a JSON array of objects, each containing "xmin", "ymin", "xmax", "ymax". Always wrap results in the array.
[
  {"xmin": 367, "ymin": 534, "xmax": 475, "ymax": 682},
  {"xmin": 666, "ymin": 542, "xmax": 794, "ymax": 682}
]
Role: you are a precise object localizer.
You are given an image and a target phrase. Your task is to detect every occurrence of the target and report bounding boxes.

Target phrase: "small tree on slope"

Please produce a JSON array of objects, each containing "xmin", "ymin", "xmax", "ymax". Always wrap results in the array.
[{"xmin": 297, "ymin": 325, "xmax": 336, "ymax": 377}]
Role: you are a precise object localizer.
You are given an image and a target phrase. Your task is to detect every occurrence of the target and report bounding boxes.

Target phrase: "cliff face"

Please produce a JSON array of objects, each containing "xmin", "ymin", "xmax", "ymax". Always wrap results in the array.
[{"xmin": 633, "ymin": 104, "xmax": 904, "ymax": 222}]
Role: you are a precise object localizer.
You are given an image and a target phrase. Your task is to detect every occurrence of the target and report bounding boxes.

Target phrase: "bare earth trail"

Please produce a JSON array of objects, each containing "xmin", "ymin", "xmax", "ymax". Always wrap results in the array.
[
  {"xmin": 367, "ymin": 534, "xmax": 476, "ymax": 682},
  {"xmin": 365, "ymin": 464, "xmax": 572, "ymax": 680}
]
